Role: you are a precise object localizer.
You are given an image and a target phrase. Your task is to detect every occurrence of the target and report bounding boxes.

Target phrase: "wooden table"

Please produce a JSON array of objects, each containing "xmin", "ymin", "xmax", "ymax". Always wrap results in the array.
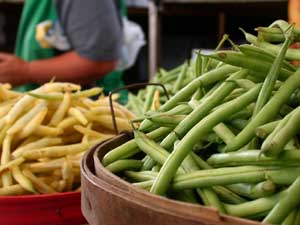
[{"xmin": 148, "ymin": 0, "xmax": 288, "ymax": 79}]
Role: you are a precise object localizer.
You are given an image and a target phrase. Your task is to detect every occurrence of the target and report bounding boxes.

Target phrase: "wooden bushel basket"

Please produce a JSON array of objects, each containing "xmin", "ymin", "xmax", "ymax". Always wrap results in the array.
[{"xmin": 81, "ymin": 133, "xmax": 264, "ymax": 225}]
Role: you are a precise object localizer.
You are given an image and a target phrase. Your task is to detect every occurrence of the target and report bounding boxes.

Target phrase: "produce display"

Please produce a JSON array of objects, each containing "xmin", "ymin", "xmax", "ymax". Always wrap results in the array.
[
  {"xmin": 103, "ymin": 20, "xmax": 300, "ymax": 225},
  {"xmin": 0, "ymin": 82, "xmax": 135, "ymax": 195}
]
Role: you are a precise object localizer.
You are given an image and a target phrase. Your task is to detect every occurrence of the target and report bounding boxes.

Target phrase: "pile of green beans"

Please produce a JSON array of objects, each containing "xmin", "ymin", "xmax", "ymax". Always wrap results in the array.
[
  {"xmin": 125, "ymin": 62, "xmax": 193, "ymax": 117},
  {"xmin": 104, "ymin": 20, "xmax": 300, "ymax": 225}
]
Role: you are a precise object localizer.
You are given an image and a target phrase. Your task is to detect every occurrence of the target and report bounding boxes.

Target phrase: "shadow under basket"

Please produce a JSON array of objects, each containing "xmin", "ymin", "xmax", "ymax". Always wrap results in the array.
[{"xmin": 81, "ymin": 133, "xmax": 263, "ymax": 225}]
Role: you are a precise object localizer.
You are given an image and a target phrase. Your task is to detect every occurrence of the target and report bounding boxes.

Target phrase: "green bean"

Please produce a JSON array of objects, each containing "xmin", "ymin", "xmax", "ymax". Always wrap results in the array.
[
  {"xmin": 231, "ymin": 78, "xmax": 256, "ymax": 90},
  {"xmin": 201, "ymin": 56, "xmax": 209, "ymax": 75},
  {"xmin": 258, "ymin": 31, "xmax": 286, "ymax": 43},
  {"xmin": 141, "ymin": 156, "xmax": 156, "ymax": 171},
  {"xmin": 125, "ymin": 171, "xmax": 157, "ymax": 182},
  {"xmin": 190, "ymin": 89, "xmax": 203, "ymax": 101},
  {"xmin": 168, "ymin": 64, "xmax": 183, "ymax": 75},
  {"xmin": 146, "ymin": 103, "xmax": 193, "ymax": 118},
  {"xmin": 190, "ymin": 152, "xmax": 211, "ymax": 170},
  {"xmin": 172, "ymin": 190, "xmax": 199, "ymax": 204},
  {"xmin": 159, "ymin": 68, "xmax": 176, "ymax": 83},
  {"xmin": 224, "ymin": 191, "xmax": 285, "ymax": 218},
  {"xmin": 133, "ymin": 180, "xmax": 153, "ymax": 190},
  {"xmin": 206, "ymin": 51, "xmax": 292, "ymax": 80},
  {"xmin": 263, "ymin": 176, "xmax": 300, "ymax": 225},
  {"xmin": 194, "ymin": 51, "xmax": 202, "ymax": 77},
  {"xmin": 208, "ymin": 150, "xmax": 300, "ymax": 167},
  {"xmin": 148, "ymin": 115, "xmax": 185, "ymax": 128},
  {"xmin": 213, "ymin": 123, "xmax": 235, "ymax": 145},
  {"xmin": 102, "ymin": 127, "xmax": 172, "ymax": 166},
  {"xmin": 151, "ymin": 84, "xmax": 261, "ymax": 195},
  {"xmin": 128, "ymin": 93, "xmax": 143, "ymax": 116},
  {"xmin": 172, "ymin": 170, "xmax": 267, "ymax": 191},
  {"xmin": 266, "ymin": 167, "xmax": 300, "ymax": 185},
  {"xmin": 280, "ymin": 104, "xmax": 294, "ymax": 117},
  {"xmin": 262, "ymin": 106, "xmax": 300, "ymax": 157},
  {"xmin": 282, "ymin": 209, "xmax": 297, "ymax": 225},
  {"xmin": 159, "ymin": 65, "xmax": 239, "ymax": 112},
  {"xmin": 224, "ymin": 68, "xmax": 300, "ymax": 153},
  {"xmin": 151, "ymin": 165, "xmax": 161, "ymax": 172},
  {"xmin": 105, "ymin": 159, "xmax": 143, "ymax": 173},
  {"xmin": 173, "ymin": 61, "xmax": 188, "ymax": 93},
  {"xmin": 226, "ymin": 180, "xmax": 276, "ymax": 199},
  {"xmin": 135, "ymin": 130, "xmax": 223, "ymax": 209},
  {"xmin": 140, "ymin": 103, "xmax": 193, "ymax": 132},
  {"xmin": 238, "ymin": 44, "xmax": 297, "ymax": 72},
  {"xmin": 203, "ymin": 34, "xmax": 228, "ymax": 72},
  {"xmin": 143, "ymin": 86, "xmax": 156, "ymax": 115},
  {"xmin": 182, "ymin": 155, "xmax": 226, "ymax": 212},
  {"xmin": 214, "ymin": 186, "xmax": 247, "ymax": 204},
  {"xmin": 253, "ymin": 25, "xmax": 293, "ymax": 118},
  {"xmin": 161, "ymin": 70, "xmax": 246, "ymax": 149},
  {"xmin": 223, "ymin": 88, "xmax": 247, "ymax": 102},
  {"xmin": 255, "ymin": 120, "xmax": 279, "ymax": 139},
  {"xmin": 226, "ymin": 108, "xmax": 253, "ymax": 121},
  {"xmin": 284, "ymin": 138, "xmax": 299, "ymax": 151},
  {"xmin": 229, "ymin": 119, "xmax": 248, "ymax": 130},
  {"xmin": 199, "ymin": 187, "xmax": 226, "ymax": 212},
  {"xmin": 255, "ymin": 25, "xmax": 300, "ymax": 35},
  {"xmin": 294, "ymin": 208, "xmax": 300, "ymax": 225},
  {"xmin": 260, "ymin": 111, "xmax": 293, "ymax": 153},
  {"xmin": 134, "ymin": 130, "xmax": 181, "ymax": 171}
]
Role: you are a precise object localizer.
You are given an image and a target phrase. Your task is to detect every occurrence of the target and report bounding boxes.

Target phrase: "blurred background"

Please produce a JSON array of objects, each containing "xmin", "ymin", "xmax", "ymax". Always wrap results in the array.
[{"xmin": 0, "ymin": 0, "xmax": 290, "ymax": 84}]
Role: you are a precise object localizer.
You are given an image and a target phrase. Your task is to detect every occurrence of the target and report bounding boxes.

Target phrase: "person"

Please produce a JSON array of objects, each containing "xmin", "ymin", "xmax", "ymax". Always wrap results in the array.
[{"xmin": 0, "ymin": 0, "xmax": 125, "ymax": 93}]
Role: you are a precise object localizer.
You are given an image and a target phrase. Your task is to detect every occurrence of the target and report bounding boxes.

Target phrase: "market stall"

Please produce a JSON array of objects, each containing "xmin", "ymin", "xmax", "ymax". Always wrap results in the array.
[{"xmin": 0, "ymin": 1, "xmax": 300, "ymax": 225}]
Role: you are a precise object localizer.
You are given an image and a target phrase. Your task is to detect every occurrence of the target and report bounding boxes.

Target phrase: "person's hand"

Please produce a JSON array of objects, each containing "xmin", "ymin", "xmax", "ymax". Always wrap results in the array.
[{"xmin": 0, "ymin": 53, "xmax": 30, "ymax": 85}]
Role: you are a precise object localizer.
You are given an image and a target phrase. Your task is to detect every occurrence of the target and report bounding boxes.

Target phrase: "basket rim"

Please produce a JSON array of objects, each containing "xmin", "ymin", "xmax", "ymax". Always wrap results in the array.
[{"xmin": 82, "ymin": 133, "xmax": 264, "ymax": 225}]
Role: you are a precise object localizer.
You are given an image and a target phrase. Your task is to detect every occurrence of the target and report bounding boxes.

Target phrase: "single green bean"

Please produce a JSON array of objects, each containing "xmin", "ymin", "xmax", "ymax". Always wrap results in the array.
[
  {"xmin": 143, "ymin": 86, "xmax": 156, "ymax": 115},
  {"xmin": 213, "ymin": 123, "xmax": 235, "ymax": 145},
  {"xmin": 226, "ymin": 180, "xmax": 276, "ymax": 199},
  {"xmin": 253, "ymin": 25, "xmax": 293, "ymax": 118},
  {"xmin": 172, "ymin": 170, "xmax": 266, "ymax": 191},
  {"xmin": 229, "ymin": 119, "xmax": 248, "ymax": 130},
  {"xmin": 105, "ymin": 159, "xmax": 143, "ymax": 173},
  {"xmin": 148, "ymin": 115, "xmax": 185, "ymax": 128},
  {"xmin": 208, "ymin": 150, "xmax": 300, "ymax": 167},
  {"xmin": 125, "ymin": 171, "xmax": 157, "ymax": 182},
  {"xmin": 206, "ymin": 51, "xmax": 292, "ymax": 80},
  {"xmin": 255, "ymin": 120, "xmax": 279, "ymax": 139},
  {"xmin": 194, "ymin": 51, "xmax": 202, "ymax": 77},
  {"xmin": 224, "ymin": 190, "xmax": 285, "ymax": 218}
]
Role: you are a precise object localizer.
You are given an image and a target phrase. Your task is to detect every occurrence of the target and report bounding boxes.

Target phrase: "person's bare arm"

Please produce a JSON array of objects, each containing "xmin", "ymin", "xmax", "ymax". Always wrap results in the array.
[{"xmin": 0, "ymin": 51, "xmax": 117, "ymax": 85}]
